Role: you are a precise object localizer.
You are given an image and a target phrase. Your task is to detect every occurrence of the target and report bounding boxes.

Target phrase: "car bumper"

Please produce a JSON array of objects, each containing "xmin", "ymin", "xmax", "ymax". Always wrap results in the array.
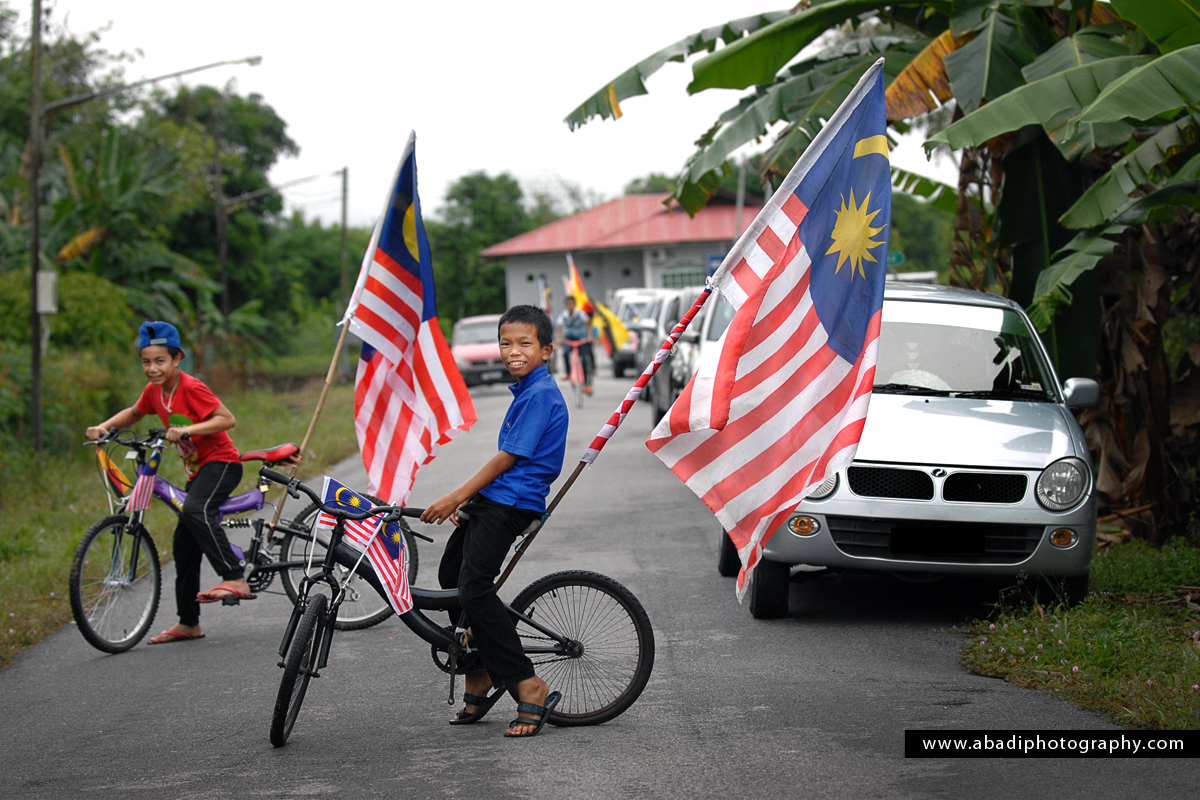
[
  {"xmin": 761, "ymin": 479, "xmax": 1095, "ymax": 578},
  {"xmin": 458, "ymin": 366, "xmax": 516, "ymax": 385}
]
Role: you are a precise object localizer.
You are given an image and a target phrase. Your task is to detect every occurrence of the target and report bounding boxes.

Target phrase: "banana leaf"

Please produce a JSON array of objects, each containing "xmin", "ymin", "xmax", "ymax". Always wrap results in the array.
[
  {"xmin": 942, "ymin": 1, "xmax": 1050, "ymax": 115},
  {"xmin": 1111, "ymin": 0, "xmax": 1200, "ymax": 54},
  {"xmin": 1072, "ymin": 44, "xmax": 1200, "ymax": 128},
  {"xmin": 891, "ymin": 166, "xmax": 959, "ymax": 215},
  {"xmin": 925, "ymin": 55, "xmax": 1151, "ymax": 151},
  {"xmin": 885, "ymin": 28, "xmax": 967, "ymax": 120},
  {"xmin": 563, "ymin": 11, "xmax": 790, "ymax": 131},
  {"xmin": 1059, "ymin": 113, "xmax": 1200, "ymax": 229},
  {"xmin": 687, "ymin": 0, "xmax": 953, "ymax": 93},
  {"xmin": 1021, "ymin": 24, "xmax": 1135, "ymax": 83},
  {"xmin": 1029, "ymin": 179, "xmax": 1200, "ymax": 328}
]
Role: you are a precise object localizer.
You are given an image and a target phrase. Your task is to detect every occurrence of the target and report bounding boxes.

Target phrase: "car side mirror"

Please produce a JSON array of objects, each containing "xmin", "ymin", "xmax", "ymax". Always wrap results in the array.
[
  {"xmin": 681, "ymin": 329, "xmax": 700, "ymax": 344},
  {"xmin": 1063, "ymin": 377, "xmax": 1100, "ymax": 409}
]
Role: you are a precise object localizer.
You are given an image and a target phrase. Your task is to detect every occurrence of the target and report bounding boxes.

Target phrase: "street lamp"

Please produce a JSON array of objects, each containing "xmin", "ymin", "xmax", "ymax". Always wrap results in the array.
[{"xmin": 25, "ymin": 6, "xmax": 261, "ymax": 450}]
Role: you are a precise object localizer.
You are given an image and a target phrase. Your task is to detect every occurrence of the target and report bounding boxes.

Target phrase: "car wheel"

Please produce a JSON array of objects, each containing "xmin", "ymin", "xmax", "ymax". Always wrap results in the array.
[
  {"xmin": 717, "ymin": 529, "xmax": 740, "ymax": 577},
  {"xmin": 748, "ymin": 559, "xmax": 790, "ymax": 619}
]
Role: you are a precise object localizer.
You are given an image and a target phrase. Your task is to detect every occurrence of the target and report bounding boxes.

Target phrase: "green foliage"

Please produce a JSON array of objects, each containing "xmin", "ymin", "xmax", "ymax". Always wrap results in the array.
[
  {"xmin": 960, "ymin": 539, "xmax": 1200, "ymax": 730},
  {"xmin": 624, "ymin": 172, "xmax": 677, "ymax": 194},
  {"xmin": 0, "ymin": 269, "xmax": 134, "ymax": 351},
  {"xmin": 427, "ymin": 171, "xmax": 537, "ymax": 323},
  {"xmin": 888, "ymin": 192, "xmax": 953, "ymax": 274}
]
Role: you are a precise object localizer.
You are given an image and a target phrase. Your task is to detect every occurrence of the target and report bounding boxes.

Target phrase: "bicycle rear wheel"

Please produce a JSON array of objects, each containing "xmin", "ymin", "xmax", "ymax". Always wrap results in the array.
[
  {"xmin": 510, "ymin": 570, "xmax": 654, "ymax": 726},
  {"xmin": 270, "ymin": 592, "xmax": 327, "ymax": 747},
  {"xmin": 69, "ymin": 516, "xmax": 161, "ymax": 654},
  {"xmin": 278, "ymin": 501, "xmax": 418, "ymax": 631}
]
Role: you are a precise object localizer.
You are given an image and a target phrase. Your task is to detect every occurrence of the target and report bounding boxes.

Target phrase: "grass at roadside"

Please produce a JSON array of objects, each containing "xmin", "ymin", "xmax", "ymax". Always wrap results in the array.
[
  {"xmin": 0, "ymin": 381, "xmax": 359, "ymax": 669},
  {"xmin": 959, "ymin": 539, "xmax": 1200, "ymax": 729}
]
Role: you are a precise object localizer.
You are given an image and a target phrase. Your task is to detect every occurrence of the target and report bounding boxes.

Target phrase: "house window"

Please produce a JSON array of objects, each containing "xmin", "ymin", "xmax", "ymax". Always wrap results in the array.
[{"xmin": 661, "ymin": 265, "xmax": 707, "ymax": 289}]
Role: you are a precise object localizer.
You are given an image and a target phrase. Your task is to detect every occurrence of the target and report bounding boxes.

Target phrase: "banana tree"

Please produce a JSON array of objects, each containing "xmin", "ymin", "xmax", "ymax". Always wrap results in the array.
[{"xmin": 566, "ymin": 0, "xmax": 1200, "ymax": 539}]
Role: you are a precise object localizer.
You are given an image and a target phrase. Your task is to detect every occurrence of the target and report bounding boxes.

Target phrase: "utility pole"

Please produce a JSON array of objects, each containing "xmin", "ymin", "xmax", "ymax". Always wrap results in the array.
[
  {"xmin": 339, "ymin": 166, "xmax": 349, "ymax": 307},
  {"xmin": 214, "ymin": 121, "xmax": 230, "ymax": 319},
  {"xmin": 28, "ymin": 0, "xmax": 43, "ymax": 451}
]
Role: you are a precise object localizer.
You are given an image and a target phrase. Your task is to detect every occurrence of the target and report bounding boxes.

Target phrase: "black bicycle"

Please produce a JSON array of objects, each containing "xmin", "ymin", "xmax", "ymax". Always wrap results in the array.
[{"xmin": 260, "ymin": 468, "xmax": 655, "ymax": 747}]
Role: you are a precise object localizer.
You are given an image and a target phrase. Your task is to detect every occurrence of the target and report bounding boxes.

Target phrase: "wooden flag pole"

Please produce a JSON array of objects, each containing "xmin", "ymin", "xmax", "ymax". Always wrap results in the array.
[{"xmin": 267, "ymin": 321, "xmax": 352, "ymax": 532}]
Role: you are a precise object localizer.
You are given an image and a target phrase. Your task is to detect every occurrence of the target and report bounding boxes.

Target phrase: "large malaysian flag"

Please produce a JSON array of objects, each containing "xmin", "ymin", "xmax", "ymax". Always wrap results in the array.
[
  {"xmin": 647, "ymin": 61, "xmax": 891, "ymax": 599},
  {"xmin": 343, "ymin": 132, "xmax": 476, "ymax": 503}
]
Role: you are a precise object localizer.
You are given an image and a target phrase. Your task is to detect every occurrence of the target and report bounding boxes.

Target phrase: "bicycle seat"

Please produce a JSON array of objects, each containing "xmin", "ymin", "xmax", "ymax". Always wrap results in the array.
[{"xmin": 240, "ymin": 443, "xmax": 299, "ymax": 465}]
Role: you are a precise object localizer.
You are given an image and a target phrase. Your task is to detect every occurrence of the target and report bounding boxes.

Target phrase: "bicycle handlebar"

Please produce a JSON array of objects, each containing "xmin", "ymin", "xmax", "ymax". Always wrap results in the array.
[{"xmin": 258, "ymin": 467, "xmax": 426, "ymax": 524}]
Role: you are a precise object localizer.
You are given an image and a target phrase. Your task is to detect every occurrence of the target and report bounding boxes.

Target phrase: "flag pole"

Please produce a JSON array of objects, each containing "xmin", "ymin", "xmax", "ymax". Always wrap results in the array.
[
  {"xmin": 266, "ymin": 322, "xmax": 352, "ymax": 532},
  {"xmin": 494, "ymin": 284, "xmax": 716, "ymax": 588}
]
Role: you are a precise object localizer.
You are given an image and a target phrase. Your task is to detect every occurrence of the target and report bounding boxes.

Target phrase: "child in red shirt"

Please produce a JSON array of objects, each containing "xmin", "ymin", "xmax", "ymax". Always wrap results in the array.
[{"xmin": 87, "ymin": 321, "xmax": 253, "ymax": 645}]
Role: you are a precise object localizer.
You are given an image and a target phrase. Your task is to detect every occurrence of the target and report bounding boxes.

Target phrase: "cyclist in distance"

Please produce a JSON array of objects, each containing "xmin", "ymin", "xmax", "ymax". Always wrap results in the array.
[
  {"xmin": 555, "ymin": 294, "xmax": 593, "ymax": 395},
  {"xmin": 421, "ymin": 305, "xmax": 568, "ymax": 737},
  {"xmin": 86, "ymin": 321, "xmax": 256, "ymax": 645}
]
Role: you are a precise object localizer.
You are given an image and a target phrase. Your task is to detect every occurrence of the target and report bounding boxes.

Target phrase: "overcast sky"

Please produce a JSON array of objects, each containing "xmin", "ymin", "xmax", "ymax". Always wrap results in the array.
[{"xmin": 51, "ymin": 0, "xmax": 957, "ymax": 228}]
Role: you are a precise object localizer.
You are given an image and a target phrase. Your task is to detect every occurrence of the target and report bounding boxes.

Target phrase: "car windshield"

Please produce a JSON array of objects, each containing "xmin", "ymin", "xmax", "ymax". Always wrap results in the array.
[
  {"xmin": 874, "ymin": 300, "xmax": 1056, "ymax": 400},
  {"xmin": 706, "ymin": 294, "xmax": 736, "ymax": 341},
  {"xmin": 454, "ymin": 322, "xmax": 497, "ymax": 345},
  {"xmin": 620, "ymin": 299, "xmax": 655, "ymax": 323}
]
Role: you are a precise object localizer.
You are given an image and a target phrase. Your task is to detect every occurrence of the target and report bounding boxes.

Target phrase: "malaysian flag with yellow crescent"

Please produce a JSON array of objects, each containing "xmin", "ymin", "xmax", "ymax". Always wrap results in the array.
[
  {"xmin": 343, "ymin": 132, "xmax": 476, "ymax": 504},
  {"xmin": 647, "ymin": 60, "xmax": 890, "ymax": 599},
  {"xmin": 314, "ymin": 476, "xmax": 411, "ymax": 615}
]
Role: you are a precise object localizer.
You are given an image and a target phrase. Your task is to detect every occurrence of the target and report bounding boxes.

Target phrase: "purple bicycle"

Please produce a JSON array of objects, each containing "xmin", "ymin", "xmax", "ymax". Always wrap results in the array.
[{"xmin": 68, "ymin": 428, "xmax": 418, "ymax": 653}]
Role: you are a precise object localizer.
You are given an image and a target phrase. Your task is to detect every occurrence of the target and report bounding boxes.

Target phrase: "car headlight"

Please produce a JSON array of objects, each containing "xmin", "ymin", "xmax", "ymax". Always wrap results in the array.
[
  {"xmin": 455, "ymin": 359, "xmax": 470, "ymax": 371},
  {"xmin": 1036, "ymin": 457, "xmax": 1089, "ymax": 511},
  {"xmin": 806, "ymin": 473, "xmax": 838, "ymax": 500}
]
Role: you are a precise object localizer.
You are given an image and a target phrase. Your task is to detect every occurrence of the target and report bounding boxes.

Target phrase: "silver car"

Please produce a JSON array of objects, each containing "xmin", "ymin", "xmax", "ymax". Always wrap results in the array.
[{"xmin": 721, "ymin": 284, "xmax": 1100, "ymax": 619}]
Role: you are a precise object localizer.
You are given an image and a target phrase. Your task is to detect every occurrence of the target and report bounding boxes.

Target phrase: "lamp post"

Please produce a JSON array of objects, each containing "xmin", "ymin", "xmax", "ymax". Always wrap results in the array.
[{"xmin": 25, "ymin": 41, "xmax": 261, "ymax": 450}]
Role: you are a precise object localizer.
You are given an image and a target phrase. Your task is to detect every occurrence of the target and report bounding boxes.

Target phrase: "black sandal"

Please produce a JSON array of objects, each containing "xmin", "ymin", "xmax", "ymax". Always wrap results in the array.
[
  {"xmin": 503, "ymin": 691, "xmax": 561, "ymax": 738},
  {"xmin": 450, "ymin": 688, "xmax": 505, "ymax": 725}
]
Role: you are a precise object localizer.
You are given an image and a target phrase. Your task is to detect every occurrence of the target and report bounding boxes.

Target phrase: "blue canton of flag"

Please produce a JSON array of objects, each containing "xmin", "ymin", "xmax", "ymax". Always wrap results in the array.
[
  {"xmin": 313, "ymin": 476, "xmax": 412, "ymax": 614},
  {"xmin": 649, "ymin": 60, "xmax": 890, "ymax": 600}
]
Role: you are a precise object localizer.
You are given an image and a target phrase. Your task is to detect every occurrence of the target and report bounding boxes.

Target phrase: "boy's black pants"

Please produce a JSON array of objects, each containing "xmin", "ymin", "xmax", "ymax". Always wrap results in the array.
[
  {"xmin": 438, "ymin": 495, "xmax": 541, "ymax": 690},
  {"xmin": 174, "ymin": 460, "xmax": 244, "ymax": 626}
]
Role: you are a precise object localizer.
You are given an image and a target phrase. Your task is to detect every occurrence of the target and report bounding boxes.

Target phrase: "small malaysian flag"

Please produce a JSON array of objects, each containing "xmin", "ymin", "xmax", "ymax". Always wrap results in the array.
[
  {"xmin": 343, "ymin": 132, "xmax": 475, "ymax": 503},
  {"xmin": 313, "ymin": 477, "xmax": 411, "ymax": 615},
  {"xmin": 647, "ymin": 61, "xmax": 890, "ymax": 599},
  {"xmin": 127, "ymin": 449, "xmax": 164, "ymax": 512}
]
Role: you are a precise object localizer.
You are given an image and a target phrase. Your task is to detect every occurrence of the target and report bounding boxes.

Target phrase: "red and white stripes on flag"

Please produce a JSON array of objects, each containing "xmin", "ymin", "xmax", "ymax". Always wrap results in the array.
[
  {"xmin": 342, "ymin": 131, "xmax": 475, "ymax": 503},
  {"xmin": 127, "ymin": 471, "xmax": 156, "ymax": 512},
  {"xmin": 647, "ymin": 61, "xmax": 890, "ymax": 599}
]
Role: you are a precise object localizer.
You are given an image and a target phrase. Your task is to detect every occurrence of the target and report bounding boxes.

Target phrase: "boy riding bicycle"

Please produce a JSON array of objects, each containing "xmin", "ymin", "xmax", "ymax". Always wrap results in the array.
[
  {"xmin": 421, "ymin": 305, "xmax": 569, "ymax": 737},
  {"xmin": 555, "ymin": 295, "xmax": 593, "ymax": 395},
  {"xmin": 86, "ymin": 321, "xmax": 256, "ymax": 645}
]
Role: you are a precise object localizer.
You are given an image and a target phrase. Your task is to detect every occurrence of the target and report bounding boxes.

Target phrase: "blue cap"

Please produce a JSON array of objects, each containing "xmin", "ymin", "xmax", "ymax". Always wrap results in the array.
[{"xmin": 137, "ymin": 321, "xmax": 182, "ymax": 352}]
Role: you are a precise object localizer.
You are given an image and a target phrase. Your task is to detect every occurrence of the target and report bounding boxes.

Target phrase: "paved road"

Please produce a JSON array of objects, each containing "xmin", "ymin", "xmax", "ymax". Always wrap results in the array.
[{"xmin": 2, "ymin": 362, "xmax": 1195, "ymax": 798}]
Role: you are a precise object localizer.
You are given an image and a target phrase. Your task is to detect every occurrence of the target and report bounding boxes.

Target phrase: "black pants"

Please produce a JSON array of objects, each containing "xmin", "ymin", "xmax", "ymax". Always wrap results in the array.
[
  {"xmin": 438, "ymin": 495, "xmax": 541, "ymax": 689},
  {"xmin": 174, "ymin": 460, "xmax": 244, "ymax": 626}
]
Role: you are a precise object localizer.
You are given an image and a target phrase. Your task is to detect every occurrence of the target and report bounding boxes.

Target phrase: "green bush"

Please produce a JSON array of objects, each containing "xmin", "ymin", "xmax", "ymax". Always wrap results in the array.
[{"xmin": 0, "ymin": 268, "xmax": 135, "ymax": 352}]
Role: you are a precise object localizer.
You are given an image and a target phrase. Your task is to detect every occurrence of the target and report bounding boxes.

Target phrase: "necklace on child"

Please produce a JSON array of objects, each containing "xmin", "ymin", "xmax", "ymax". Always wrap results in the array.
[{"xmin": 162, "ymin": 379, "xmax": 179, "ymax": 413}]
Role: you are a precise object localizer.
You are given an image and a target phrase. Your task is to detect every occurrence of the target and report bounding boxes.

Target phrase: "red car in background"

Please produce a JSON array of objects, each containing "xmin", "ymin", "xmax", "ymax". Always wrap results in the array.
[{"xmin": 451, "ymin": 314, "xmax": 517, "ymax": 387}]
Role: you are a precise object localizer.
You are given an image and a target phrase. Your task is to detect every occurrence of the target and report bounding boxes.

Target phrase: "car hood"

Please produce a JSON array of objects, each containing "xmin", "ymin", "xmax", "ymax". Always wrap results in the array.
[
  {"xmin": 452, "ymin": 343, "xmax": 501, "ymax": 361},
  {"xmin": 855, "ymin": 394, "xmax": 1081, "ymax": 469}
]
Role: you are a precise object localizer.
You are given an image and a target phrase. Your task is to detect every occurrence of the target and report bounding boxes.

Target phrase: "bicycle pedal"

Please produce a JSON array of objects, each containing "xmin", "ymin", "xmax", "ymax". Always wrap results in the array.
[
  {"xmin": 221, "ymin": 596, "xmax": 241, "ymax": 606},
  {"xmin": 277, "ymin": 660, "xmax": 285, "ymax": 668}
]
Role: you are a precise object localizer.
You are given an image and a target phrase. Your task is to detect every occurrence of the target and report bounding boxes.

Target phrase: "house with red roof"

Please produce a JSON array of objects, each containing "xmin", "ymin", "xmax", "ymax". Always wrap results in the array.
[{"xmin": 481, "ymin": 191, "xmax": 762, "ymax": 311}]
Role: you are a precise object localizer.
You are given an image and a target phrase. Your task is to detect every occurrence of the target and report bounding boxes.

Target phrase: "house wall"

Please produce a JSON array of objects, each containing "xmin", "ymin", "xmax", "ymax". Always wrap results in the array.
[{"xmin": 502, "ymin": 240, "xmax": 736, "ymax": 313}]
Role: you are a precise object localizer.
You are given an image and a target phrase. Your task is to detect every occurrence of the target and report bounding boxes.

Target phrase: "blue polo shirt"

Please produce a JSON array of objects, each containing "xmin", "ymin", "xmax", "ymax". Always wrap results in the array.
[{"xmin": 479, "ymin": 365, "xmax": 568, "ymax": 513}]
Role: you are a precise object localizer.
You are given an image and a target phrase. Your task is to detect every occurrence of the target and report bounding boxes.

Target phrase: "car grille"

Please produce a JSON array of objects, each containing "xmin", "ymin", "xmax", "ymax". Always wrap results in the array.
[
  {"xmin": 943, "ymin": 472, "xmax": 1027, "ymax": 504},
  {"xmin": 469, "ymin": 359, "xmax": 503, "ymax": 368},
  {"xmin": 847, "ymin": 466, "xmax": 933, "ymax": 500},
  {"xmin": 827, "ymin": 517, "xmax": 1043, "ymax": 564}
]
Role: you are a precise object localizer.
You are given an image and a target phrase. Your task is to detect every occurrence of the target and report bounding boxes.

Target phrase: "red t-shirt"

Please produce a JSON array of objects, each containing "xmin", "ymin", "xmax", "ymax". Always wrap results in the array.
[{"xmin": 136, "ymin": 372, "xmax": 240, "ymax": 478}]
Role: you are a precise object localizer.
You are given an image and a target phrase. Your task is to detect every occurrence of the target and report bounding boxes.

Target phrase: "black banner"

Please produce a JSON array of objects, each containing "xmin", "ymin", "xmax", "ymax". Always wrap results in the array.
[{"xmin": 905, "ymin": 729, "xmax": 1199, "ymax": 758}]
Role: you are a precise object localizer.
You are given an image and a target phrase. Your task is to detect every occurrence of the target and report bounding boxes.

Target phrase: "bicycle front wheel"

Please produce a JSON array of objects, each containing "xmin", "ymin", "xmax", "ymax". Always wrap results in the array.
[
  {"xmin": 270, "ymin": 592, "xmax": 327, "ymax": 746},
  {"xmin": 69, "ymin": 516, "xmax": 161, "ymax": 653},
  {"xmin": 278, "ymin": 502, "xmax": 419, "ymax": 631},
  {"xmin": 511, "ymin": 570, "xmax": 654, "ymax": 726}
]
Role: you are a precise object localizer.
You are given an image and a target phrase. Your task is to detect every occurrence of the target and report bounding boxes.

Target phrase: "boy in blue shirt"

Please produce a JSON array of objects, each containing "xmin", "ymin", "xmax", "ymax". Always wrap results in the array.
[{"xmin": 421, "ymin": 305, "xmax": 569, "ymax": 738}]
